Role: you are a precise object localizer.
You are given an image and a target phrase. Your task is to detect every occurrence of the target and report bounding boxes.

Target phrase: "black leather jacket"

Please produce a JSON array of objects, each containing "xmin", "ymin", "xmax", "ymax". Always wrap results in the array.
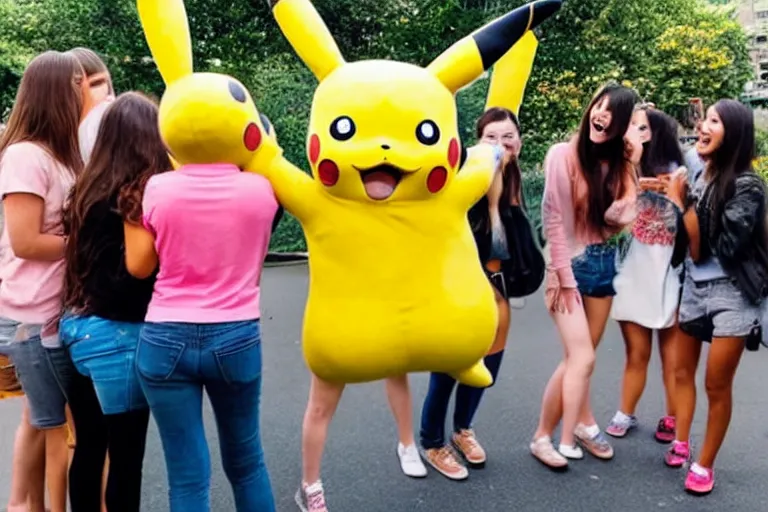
[{"xmin": 698, "ymin": 172, "xmax": 768, "ymax": 304}]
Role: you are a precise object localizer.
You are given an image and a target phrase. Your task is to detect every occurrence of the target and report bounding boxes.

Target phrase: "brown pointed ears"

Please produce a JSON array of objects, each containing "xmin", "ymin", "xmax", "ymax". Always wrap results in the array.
[{"xmin": 427, "ymin": 0, "xmax": 562, "ymax": 94}]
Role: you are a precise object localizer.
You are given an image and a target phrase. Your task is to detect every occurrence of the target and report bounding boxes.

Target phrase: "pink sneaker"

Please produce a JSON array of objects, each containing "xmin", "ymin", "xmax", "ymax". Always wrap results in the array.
[
  {"xmin": 684, "ymin": 463, "xmax": 715, "ymax": 495},
  {"xmin": 655, "ymin": 416, "xmax": 676, "ymax": 444},
  {"xmin": 664, "ymin": 440, "xmax": 690, "ymax": 468}
]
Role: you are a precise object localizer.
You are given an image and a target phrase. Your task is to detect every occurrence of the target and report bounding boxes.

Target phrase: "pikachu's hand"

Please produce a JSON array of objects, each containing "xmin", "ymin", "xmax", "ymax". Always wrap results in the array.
[{"xmin": 449, "ymin": 142, "xmax": 498, "ymax": 209}]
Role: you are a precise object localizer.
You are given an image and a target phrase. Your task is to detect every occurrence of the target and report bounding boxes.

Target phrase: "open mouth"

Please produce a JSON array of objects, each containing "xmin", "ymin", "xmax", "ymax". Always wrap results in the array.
[
  {"xmin": 592, "ymin": 120, "xmax": 606, "ymax": 133},
  {"xmin": 358, "ymin": 164, "xmax": 404, "ymax": 200},
  {"xmin": 698, "ymin": 134, "xmax": 712, "ymax": 146}
]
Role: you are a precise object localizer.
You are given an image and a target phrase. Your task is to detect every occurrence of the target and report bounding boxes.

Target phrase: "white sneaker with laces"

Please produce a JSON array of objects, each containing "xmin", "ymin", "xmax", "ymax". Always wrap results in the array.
[{"xmin": 397, "ymin": 442, "xmax": 428, "ymax": 478}]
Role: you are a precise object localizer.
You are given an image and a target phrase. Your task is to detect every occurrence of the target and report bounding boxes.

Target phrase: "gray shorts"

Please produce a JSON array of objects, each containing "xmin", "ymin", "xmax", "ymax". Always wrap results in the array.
[
  {"xmin": 0, "ymin": 317, "xmax": 68, "ymax": 429},
  {"xmin": 678, "ymin": 274, "xmax": 763, "ymax": 340}
]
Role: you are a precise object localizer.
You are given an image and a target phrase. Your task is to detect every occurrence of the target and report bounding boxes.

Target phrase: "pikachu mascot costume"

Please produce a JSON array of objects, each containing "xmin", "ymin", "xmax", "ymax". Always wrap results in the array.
[{"xmin": 261, "ymin": 0, "xmax": 562, "ymax": 386}]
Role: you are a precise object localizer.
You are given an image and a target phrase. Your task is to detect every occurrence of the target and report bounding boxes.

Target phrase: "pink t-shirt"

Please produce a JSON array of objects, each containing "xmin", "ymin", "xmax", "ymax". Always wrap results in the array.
[
  {"xmin": 0, "ymin": 142, "xmax": 75, "ymax": 323},
  {"xmin": 541, "ymin": 140, "xmax": 637, "ymax": 288},
  {"xmin": 142, "ymin": 164, "xmax": 278, "ymax": 323}
]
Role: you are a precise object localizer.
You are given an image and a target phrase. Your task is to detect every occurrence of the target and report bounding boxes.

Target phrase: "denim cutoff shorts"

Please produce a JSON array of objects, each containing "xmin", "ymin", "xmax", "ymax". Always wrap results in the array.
[
  {"xmin": 0, "ymin": 317, "xmax": 68, "ymax": 428},
  {"xmin": 571, "ymin": 243, "xmax": 618, "ymax": 298},
  {"xmin": 59, "ymin": 314, "xmax": 148, "ymax": 415}
]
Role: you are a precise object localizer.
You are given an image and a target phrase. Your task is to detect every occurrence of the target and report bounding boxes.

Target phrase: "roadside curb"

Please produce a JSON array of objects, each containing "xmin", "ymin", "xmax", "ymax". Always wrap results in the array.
[{"xmin": 264, "ymin": 252, "xmax": 308, "ymax": 268}]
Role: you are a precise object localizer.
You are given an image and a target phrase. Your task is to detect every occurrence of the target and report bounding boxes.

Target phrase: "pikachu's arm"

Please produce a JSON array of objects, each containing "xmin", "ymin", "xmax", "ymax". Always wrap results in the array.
[
  {"xmin": 245, "ymin": 144, "xmax": 320, "ymax": 223},
  {"xmin": 449, "ymin": 144, "xmax": 500, "ymax": 209}
]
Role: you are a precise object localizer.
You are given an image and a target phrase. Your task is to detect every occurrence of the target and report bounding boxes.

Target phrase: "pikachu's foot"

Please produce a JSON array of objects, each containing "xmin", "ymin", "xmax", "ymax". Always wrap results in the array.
[{"xmin": 451, "ymin": 361, "xmax": 493, "ymax": 388}]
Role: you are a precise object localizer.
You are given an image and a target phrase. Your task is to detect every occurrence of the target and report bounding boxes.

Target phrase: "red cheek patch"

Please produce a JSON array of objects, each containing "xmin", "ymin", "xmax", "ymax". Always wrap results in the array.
[
  {"xmin": 244, "ymin": 123, "xmax": 262, "ymax": 151},
  {"xmin": 448, "ymin": 138, "xmax": 460, "ymax": 168},
  {"xmin": 317, "ymin": 159, "xmax": 339, "ymax": 186},
  {"xmin": 308, "ymin": 134, "xmax": 321, "ymax": 164},
  {"xmin": 427, "ymin": 167, "xmax": 447, "ymax": 193}
]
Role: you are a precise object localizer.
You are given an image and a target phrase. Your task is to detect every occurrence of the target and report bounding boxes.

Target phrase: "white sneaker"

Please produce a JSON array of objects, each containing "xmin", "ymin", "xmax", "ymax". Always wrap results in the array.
[{"xmin": 397, "ymin": 443, "xmax": 428, "ymax": 478}]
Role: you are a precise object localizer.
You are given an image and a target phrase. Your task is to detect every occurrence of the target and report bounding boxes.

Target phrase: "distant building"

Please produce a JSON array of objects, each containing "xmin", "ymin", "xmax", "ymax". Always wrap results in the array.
[{"xmin": 740, "ymin": 0, "xmax": 768, "ymax": 105}]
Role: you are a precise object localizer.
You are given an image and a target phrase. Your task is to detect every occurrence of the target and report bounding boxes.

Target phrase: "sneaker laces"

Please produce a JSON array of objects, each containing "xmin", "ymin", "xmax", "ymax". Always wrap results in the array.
[
  {"xmin": 458, "ymin": 430, "xmax": 480, "ymax": 451},
  {"xmin": 305, "ymin": 482, "xmax": 327, "ymax": 510},
  {"xmin": 436, "ymin": 446, "xmax": 461, "ymax": 469}
]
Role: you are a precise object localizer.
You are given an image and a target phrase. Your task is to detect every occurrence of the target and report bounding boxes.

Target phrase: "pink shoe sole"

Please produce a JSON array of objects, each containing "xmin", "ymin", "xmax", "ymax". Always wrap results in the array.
[{"xmin": 655, "ymin": 430, "xmax": 675, "ymax": 444}]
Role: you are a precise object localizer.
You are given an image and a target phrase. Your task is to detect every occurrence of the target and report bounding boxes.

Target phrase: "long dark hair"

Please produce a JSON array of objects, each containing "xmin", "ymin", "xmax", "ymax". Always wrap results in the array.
[
  {"xmin": 476, "ymin": 107, "xmax": 523, "ymax": 208},
  {"xmin": 705, "ymin": 100, "xmax": 756, "ymax": 217},
  {"xmin": 575, "ymin": 83, "xmax": 639, "ymax": 232},
  {"xmin": 0, "ymin": 51, "xmax": 84, "ymax": 175},
  {"xmin": 639, "ymin": 107, "xmax": 684, "ymax": 178},
  {"xmin": 62, "ymin": 92, "xmax": 170, "ymax": 311}
]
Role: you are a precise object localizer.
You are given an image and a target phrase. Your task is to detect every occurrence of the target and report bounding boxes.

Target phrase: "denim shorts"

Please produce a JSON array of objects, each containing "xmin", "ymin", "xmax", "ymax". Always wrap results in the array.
[
  {"xmin": 571, "ymin": 243, "xmax": 618, "ymax": 298},
  {"xmin": 0, "ymin": 317, "xmax": 68, "ymax": 429},
  {"xmin": 59, "ymin": 314, "xmax": 148, "ymax": 415},
  {"xmin": 679, "ymin": 274, "xmax": 763, "ymax": 340}
]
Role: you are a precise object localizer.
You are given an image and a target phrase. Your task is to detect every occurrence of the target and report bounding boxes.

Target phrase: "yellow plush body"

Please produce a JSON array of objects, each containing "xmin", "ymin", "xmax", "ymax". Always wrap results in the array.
[{"xmin": 265, "ymin": 0, "xmax": 562, "ymax": 386}]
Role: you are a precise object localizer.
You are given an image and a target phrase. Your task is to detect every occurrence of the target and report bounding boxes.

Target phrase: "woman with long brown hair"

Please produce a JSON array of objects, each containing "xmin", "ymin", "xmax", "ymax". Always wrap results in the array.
[
  {"xmin": 665, "ymin": 99, "xmax": 766, "ymax": 495},
  {"xmin": 0, "ymin": 50, "xmax": 85, "ymax": 512},
  {"xmin": 51, "ymin": 92, "xmax": 171, "ymax": 511},
  {"xmin": 530, "ymin": 83, "xmax": 640, "ymax": 469}
]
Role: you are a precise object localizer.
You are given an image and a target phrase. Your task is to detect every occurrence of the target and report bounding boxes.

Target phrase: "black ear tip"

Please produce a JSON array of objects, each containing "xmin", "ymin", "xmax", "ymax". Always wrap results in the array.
[
  {"xmin": 459, "ymin": 146, "xmax": 468, "ymax": 169},
  {"xmin": 531, "ymin": 0, "xmax": 563, "ymax": 24}
]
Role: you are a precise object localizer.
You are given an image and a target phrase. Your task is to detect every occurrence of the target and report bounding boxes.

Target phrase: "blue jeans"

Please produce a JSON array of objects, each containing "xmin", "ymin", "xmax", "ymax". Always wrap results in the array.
[
  {"xmin": 135, "ymin": 320, "xmax": 275, "ymax": 512},
  {"xmin": 571, "ymin": 243, "xmax": 618, "ymax": 298},
  {"xmin": 420, "ymin": 351, "xmax": 504, "ymax": 450},
  {"xmin": 59, "ymin": 314, "xmax": 148, "ymax": 414}
]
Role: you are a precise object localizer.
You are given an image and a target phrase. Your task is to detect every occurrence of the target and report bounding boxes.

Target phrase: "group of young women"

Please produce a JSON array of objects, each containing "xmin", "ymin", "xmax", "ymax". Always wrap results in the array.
[
  {"xmin": 526, "ymin": 83, "xmax": 767, "ymax": 500},
  {"xmin": 0, "ymin": 47, "xmax": 765, "ymax": 512}
]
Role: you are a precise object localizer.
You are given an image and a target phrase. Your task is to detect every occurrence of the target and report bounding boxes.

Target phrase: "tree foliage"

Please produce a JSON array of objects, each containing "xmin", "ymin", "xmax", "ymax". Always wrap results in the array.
[{"xmin": 0, "ymin": 0, "xmax": 753, "ymax": 250}]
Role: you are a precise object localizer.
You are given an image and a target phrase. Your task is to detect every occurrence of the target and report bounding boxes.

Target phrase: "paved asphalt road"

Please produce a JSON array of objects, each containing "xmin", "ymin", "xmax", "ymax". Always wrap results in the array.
[{"xmin": 1, "ymin": 264, "xmax": 767, "ymax": 511}]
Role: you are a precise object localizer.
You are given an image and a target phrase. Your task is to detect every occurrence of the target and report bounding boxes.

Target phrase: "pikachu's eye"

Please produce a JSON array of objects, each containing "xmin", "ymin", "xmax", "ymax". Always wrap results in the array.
[
  {"xmin": 228, "ymin": 81, "xmax": 247, "ymax": 103},
  {"xmin": 416, "ymin": 120, "xmax": 440, "ymax": 146},
  {"xmin": 330, "ymin": 116, "xmax": 355, "ymax": 141}
]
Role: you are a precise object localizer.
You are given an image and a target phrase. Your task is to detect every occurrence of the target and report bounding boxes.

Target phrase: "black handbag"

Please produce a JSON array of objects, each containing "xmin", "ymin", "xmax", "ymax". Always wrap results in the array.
[{"xmin": 500, "ymin": 197, "xmax": 546, "ymax": 298}]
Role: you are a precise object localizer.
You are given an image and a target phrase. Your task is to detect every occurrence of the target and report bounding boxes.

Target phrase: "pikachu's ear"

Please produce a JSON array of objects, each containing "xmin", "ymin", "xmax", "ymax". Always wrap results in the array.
[
  {"xmin": 486, "ymin": 31, "xmax": 539, "ymax": 116},
  {"xmin": 136, "ymin": 0, "xmax": 194, "ymax": 85},
  {"xmin": 427, "ymin": 0, "xmax": 560, "ymax": 94},
  {"xmin": 270, "ymin": 0, "xmax": 345, "ymax": 81}
]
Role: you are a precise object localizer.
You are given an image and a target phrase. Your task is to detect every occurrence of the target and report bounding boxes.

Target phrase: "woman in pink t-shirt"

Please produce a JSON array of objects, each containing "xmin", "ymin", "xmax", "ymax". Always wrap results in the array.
[
  {"xmin": 529, "ymin": 83, "xmax": 640, "ymax": 470},
  {"xmin": 123, "ymin": 103, "xmax": 281, "ymax": 512},
  {"xmin": 0, "ymin": 51, "xmax": 85, "ymax": 512}
]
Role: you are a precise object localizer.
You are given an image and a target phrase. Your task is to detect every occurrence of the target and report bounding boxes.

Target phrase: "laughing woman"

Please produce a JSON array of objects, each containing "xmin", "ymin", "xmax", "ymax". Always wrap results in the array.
[
  {"xmin": 530, "ymin": 83, "xmax": 640, "ymax": 469},
  {"xmin": 664, "ymin": 100, "xmax": 767, "ymax": 495}
]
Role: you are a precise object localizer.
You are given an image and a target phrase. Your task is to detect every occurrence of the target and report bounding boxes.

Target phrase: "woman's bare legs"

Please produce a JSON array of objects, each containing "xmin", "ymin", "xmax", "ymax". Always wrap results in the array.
[
  {"xmin": 698, "ymin": 337, "xmax": 745, "ymax": 468},
  {"xmin": 301, "ymin": 374, "xmax": 345, "ymax": 485},
  {"xmin": 385, "ymin": 375, "xmax": 416, "ymax": 447},
  {"xmin": 385, "ymin": 375, "xmax": 428, "ymax": 477},
  {"xmin": 45, "ymin": 426, "xmax": 70, "ymax": 512},
  {"xmin": 7, "ymin": 400, "xmax": 46, "ymax": 512},
  {"xmin": 657, "ymin": 326, "xmax": 678, "ymax": 418},
  {"xmin": 672, "ymin": 328, "xmax": 701, "ymax": 445},
  {"xmin": 577, "ymin": 295, "xmax": 613, "ymax": 427},
  {"xmin": 617, "ymin": 322, "xmax": 654, "ymax": 416},
  {"xmin": 533, "ymin": 304, "xmax": 595, "ymax": 448}
]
